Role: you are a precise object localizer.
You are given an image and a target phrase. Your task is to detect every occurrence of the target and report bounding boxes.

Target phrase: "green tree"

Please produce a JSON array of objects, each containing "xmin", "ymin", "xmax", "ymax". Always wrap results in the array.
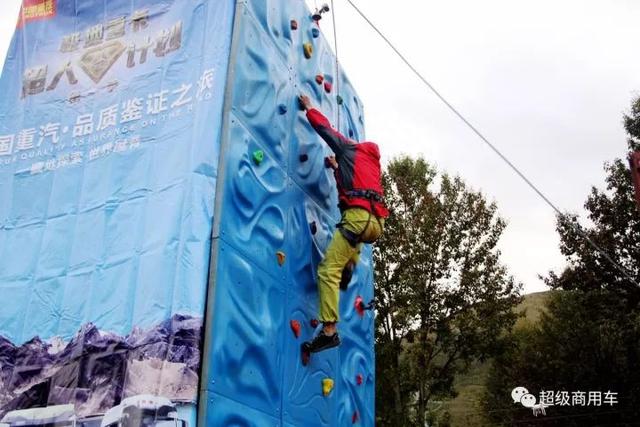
[
  {"xmin": 375, "ymin": 156, "xmax": 521, "ymax": 427},
  {"xmin": 483, "ymin": 96, "xmax": 640, "ymax": 425},
  {"xmin": 547, "ymin": 101, "xmax": 640, "ymax": 299}
]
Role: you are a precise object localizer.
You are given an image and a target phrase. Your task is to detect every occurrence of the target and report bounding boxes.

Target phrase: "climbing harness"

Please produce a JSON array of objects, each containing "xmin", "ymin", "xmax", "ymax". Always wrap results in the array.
[
  {"xmin": 344, "ymin": 189, "xmax": 384, "ymax": 203},
  {"xmin": 337, "ymin": 189, "xmax": 385, "ymax": 247}
]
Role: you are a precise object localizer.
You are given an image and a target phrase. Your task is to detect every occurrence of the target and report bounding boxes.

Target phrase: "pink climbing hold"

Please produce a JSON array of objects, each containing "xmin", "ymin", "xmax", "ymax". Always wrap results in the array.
[
  {"xmin": 310, "ymin": 319, "xmax": 319, "ymax": 328},
  {"xmin": 356, "ymin": 374, "xmax": 363, "ymax": 385},
  {"xmin": 324, "ymin": 81, "xmax": 332, "ymax": 93},
  {"xmin": 290, "ymin": 320, "xmax": 301, "ymax": 338},
  {"xmin": 352, "ymin": 411, "xmax": 359, "ymax": 424},
  {"xmin": 355, "ymin": 296, "xmax": 365, "ymax": 317},
  {"xmin": 291, "ymin": 20, "xmax": 298, "ymax": 30}
]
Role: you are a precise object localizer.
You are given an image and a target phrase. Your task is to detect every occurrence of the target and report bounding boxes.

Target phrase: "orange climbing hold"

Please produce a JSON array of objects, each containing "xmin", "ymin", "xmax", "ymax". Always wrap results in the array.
[
  {"xmin": 276, "ymin": 251, "xmax": 286, "ymax": 266},
  {"xmin": 303, "ymin": 43, "xmax": 313, "ymax": 59},
  {"xmin": 290, "ymin": 320, "xmax": 301, "ymax": 338},
  {"xmin": 322, "ymin": 378, "xmax": 334, "ymax": 396}
]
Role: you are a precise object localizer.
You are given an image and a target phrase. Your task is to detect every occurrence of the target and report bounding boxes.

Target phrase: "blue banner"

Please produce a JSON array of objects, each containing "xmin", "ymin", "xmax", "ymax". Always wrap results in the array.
[{"xmin": 0, "ymin": 0, "xmax": 234, "ymax": 424}]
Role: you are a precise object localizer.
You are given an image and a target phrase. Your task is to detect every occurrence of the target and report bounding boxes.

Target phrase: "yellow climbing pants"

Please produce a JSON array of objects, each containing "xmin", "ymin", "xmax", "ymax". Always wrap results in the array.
[{"xmin": 318, "ymin": 208, "xmax": 384, "ymax": 323}]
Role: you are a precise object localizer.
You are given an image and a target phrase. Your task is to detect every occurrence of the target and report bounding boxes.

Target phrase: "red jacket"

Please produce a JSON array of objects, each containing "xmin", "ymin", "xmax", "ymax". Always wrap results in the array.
[{"xmin": 306, "ymin": 108, "xmax": 389, "ymax": 218}]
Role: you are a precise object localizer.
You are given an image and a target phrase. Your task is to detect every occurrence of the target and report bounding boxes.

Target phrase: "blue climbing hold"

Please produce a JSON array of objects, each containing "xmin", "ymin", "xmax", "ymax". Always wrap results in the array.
[
  {"xmin": 278, "ymin": 104, "xmax": 288, "ymax": 115},
  {"xmin": 312, "ymin": 28, "xmax": 320, "ymax": 38}
]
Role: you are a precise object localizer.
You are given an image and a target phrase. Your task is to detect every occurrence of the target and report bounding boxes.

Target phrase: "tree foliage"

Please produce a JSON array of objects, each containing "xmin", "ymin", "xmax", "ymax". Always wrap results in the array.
[
  {"xmin": 483, "ymin": 96, "xmax": 640, "ymax": 425},
  {"xmin": 374, "ymin": 156, "xmax": 521, "ymax": 427}
]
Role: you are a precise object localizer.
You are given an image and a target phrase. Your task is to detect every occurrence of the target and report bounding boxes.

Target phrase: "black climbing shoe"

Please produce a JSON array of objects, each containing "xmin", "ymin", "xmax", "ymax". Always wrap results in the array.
[
  {"xmin": 308, "ymin": 330, "xmax": 341, "ymax": 353},
  {"xmin": 340, "ymin": 262, "xmax": 355, "ymax": 291}
]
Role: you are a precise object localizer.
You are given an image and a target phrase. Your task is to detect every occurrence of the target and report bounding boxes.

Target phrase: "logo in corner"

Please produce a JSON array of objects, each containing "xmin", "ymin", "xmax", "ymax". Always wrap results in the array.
[{"xmin": 18, "ymin": 0, "xmax": 57, "ymax": 28}]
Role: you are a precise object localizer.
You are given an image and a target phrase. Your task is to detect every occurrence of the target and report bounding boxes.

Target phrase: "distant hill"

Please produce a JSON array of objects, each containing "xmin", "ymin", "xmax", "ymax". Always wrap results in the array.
[{"xmin": 442, "ymin": 291, "xmax": 553, "ymax": 427}]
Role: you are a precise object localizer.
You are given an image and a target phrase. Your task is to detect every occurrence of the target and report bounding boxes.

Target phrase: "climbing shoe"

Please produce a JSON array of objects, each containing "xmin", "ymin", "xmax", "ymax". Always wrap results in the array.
[
  {"xmin": 340, "ymin": 262, "xmax": 355, "ymax": 291},
  {"xmin": 308, "ymin": 330, "xmax": 341, "ymax": 353}
]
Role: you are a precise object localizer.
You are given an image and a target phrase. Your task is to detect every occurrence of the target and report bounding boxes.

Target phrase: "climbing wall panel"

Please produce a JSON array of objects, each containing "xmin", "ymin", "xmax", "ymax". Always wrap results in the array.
[{"xmin": 200, "ymin": 0, "xmax": 375, "ymax": 425}]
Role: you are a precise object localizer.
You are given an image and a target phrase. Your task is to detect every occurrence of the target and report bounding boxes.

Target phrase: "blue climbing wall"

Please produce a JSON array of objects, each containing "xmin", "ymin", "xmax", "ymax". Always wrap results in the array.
[{"xmin": 199, "ymin": 0, "xmax": 375, "ymax": 426}]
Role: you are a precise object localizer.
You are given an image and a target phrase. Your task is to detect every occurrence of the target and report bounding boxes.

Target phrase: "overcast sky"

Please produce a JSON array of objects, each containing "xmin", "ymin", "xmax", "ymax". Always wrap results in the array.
[{"xmin": 2, "ymin": 1, "xmax": 640, "ymax": 293}]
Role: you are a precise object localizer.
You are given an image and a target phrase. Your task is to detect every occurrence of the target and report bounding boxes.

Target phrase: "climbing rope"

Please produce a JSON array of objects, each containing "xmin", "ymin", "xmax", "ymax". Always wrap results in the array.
[
  {"xmin": 330, "ymin": 0, "xmax": 341, "ymax": 131},
  {"xmin": 343, "ymin": 0, "xmax": 640, "ymax": 288}
]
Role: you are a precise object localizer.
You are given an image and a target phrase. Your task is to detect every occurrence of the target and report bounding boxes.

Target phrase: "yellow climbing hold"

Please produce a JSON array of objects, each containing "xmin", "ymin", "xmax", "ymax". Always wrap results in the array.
[
  {"xmin": 322, "ymin": 378, "xmax": 334, "ymax": 396},
  {"xmin": 276, "ymin": 251, "xmax": 286, "ymax": 266},
  {"xmin": 303, "ymin": 43, "xmax": 313, "ymax": 59}
]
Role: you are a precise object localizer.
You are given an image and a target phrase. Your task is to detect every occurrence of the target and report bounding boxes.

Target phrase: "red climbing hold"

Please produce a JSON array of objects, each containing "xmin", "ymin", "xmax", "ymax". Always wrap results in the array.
[
  {"xmin": 352, "ymin": 411, "xmax": 359, "ymax": 424},
  {"xmin": 291, "ymin": 20, "xmax": 298, "ymax": 30},
  {"xmin": 355, "ymin": 296, "xmax": 365, "ymax": 317},
  {"xmin": 290, "ymin": 320, "xmax": 301, "ymax": 338},
  {"xmin": 315, "ymin": 74, "xmax": 324, "ymax": 85},
  {"xmin": 310, "ymin": 319, "xmax": 319, "ymax": 328},
  {"xmin": 324, "ymin": 81, "xmax": 332, "ymax": 93},
  {"xmin": 356, "ymin": 374, "xmax": 363, "ymax": 385}
]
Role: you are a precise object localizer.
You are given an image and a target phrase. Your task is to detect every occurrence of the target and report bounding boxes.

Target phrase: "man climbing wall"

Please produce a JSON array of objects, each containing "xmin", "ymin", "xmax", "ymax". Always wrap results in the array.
[{"xmin": 299, "ymin": 95, "xmax": 389, "ymax": 355}]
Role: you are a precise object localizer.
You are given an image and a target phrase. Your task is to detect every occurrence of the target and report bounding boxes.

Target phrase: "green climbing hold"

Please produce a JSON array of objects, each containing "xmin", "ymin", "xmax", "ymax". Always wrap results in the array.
[{"xmin": 253, "ymin": 150, "xmax": 264, "ymax": 165}]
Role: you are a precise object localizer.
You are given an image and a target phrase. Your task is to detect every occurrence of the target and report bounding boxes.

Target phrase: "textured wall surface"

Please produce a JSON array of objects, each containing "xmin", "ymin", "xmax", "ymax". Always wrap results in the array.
[{"xmin": 200, "ymin": 0, "xmax": 375, "ymax": 425}]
